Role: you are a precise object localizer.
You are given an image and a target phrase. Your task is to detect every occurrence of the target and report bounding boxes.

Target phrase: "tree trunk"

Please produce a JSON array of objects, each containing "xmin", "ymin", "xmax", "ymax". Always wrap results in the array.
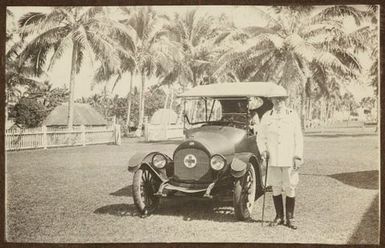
[
  {"xmin": 125, "ymin": 71, "xmax": 134, "ymax": 128},
  {"xmin": 192, "ymin": 71, "xmax": 197, "ymax": 86},
  {"xmin": 67, "ymin": 42, "xmax": 78, "ymax": 130},
  {"xmin": 300, "ymin": 89, "xmax": 306, "ymax": 130},
  {"xmin": 164, "ymin": 85, "xmax": 170, "ymax": 109},
  {"xmin": 137, "ymin": 70, "xmax": 145, "ymax": 135},
  {"xmin": 169, "ymin": 86, "xmax": 174, "ymax": 109}
]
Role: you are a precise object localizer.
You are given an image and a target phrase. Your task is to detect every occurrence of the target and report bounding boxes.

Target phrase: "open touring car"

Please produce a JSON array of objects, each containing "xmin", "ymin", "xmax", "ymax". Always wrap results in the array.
[{"xmin": 128, "ymin": 82, "xmax": 287, "ymax": 220}]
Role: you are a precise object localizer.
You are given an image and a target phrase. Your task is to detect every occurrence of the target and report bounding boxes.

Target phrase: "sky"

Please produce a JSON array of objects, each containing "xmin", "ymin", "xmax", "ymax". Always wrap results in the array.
[{"xmin": 7, "ymin": 5, "xmax": 377, "ymax": 102}]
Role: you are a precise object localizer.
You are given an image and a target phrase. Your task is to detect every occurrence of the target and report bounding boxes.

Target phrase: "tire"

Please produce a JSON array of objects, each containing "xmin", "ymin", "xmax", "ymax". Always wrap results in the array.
[
  {"xmin": 132, "ymin": 165, "xmax": 161, "ymax": 215},
  {"xmin": 233, "ymin": 164, "xmax": 257, "ymax": 220}
]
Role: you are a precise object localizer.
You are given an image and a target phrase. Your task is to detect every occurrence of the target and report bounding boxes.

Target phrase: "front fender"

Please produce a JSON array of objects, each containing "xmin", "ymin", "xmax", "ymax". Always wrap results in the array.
[
  {"xmin": 127, "ymin": 152, "xmax": 158, "ymax": 172},
  {"xmin": 230, "ymin": 152, "xmax": 256, "ymax": 178},
  {"xmin": 128, "ymin": 152, "xmax": 171, "ymax": 182}
]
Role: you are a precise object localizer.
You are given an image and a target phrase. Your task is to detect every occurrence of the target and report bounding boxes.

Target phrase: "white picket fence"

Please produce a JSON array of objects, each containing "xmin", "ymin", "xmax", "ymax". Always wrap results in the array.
[{"xmin": 5, "ymin": 125, "xmax": 121, "ymax": 151}]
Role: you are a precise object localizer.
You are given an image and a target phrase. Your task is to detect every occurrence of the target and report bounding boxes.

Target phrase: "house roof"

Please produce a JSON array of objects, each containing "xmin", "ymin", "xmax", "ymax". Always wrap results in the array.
[
  {"xmin": 178, "ymin": 82, "xmax": 288, "ymax": 98},
  {"xmin": 43, "ymin": 103, "xmax": 107, "ymax": 126}
]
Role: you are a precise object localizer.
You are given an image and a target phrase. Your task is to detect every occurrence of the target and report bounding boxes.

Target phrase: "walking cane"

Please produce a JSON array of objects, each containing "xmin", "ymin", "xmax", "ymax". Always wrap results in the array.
[{"xmin": 261, "ymin": 156, "xmax": 269, "ymax": 226}]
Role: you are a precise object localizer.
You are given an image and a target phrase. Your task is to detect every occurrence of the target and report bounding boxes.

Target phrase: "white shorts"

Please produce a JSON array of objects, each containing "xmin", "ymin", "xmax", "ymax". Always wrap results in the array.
[{"xmin": 267, "ymin": 166, "xmax": 299, "ymax": 197}]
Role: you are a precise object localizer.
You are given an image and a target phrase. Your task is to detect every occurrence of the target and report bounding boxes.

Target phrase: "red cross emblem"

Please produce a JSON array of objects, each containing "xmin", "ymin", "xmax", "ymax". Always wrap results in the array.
[{"xmin": 184, "ymin": 154, "xmax": 197, "ymax": 168}]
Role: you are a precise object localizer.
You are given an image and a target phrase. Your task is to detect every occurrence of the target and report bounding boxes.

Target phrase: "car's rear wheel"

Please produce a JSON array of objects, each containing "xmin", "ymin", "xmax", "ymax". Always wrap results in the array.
[
  {"xmin": 233, "ymin": 164, "xmax": 256, "ymax": 220},
  {"xmin": 133, "ymin": 165, "xmax": 161, "ymax": 215}
]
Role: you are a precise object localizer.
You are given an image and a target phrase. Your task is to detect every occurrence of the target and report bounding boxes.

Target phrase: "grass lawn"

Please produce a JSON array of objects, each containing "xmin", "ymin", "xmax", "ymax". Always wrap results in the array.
[{"xmin": 5, "ymin": 133, "xmax": 379, "ymax": 243}]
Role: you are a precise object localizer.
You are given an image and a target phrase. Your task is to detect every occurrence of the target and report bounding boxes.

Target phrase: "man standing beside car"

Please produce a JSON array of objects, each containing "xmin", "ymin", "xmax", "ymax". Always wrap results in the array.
[{"xmin": 257, "ymin": 95, "xmax": 303, "ymax": 230}]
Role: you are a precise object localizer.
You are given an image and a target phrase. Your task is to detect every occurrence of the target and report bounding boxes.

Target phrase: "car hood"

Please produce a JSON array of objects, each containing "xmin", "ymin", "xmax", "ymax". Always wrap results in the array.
[{"xmin": 178, "ymin": 126, "xmax": 247, "ymax": 156}]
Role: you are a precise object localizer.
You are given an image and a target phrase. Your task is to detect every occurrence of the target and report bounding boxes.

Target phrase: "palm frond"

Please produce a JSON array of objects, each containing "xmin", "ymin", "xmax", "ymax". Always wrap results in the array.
[
  {"xmin": 285, "ymin": 34, "xmax": 315, "ymax": 61},
  {"xmin": 18, "ymin": 12, "xmax": 47, "ymax": 28},
  {"xmin": 75, "ymin": 44, "xmax": 84, "ymax": 74},
  {"xmin": 75, "ymin": 25, "xmax": 96, "ymax": 67},
  {"xmin": 313, "ymin": 51, "xmax": 356, "ymax": 78},
  {"xmin": 311, "ymin": 6, "xmax": 365, "ymax": 26},
  {"xmin": 111, "ymin": 72, "xmax": 122, "ymax": 92},
  {"xmin": 79, "ymin": 7, "xmax": 105, "ymax": 22},
  {"xmin": 47, "ymin": 31, "xmax": 72, "ymax": 71},
  {"xmin": 89, "ymin": 17, "xmax": 137, "ymax": 53},
  {"xmin": 19, "ymin": 9, "xmax": 68, "ymax": 39},
  {"xmin": 252, "ymin": 6, "xmax": 282, "ymax": 29},
  {"xmin": 332, "ymin": 49, "xmax": 362, "ymax": 72},
  {"xmin": 86, "ymin": 30, "xmax": 121, "ymax": 69},
  {"xmin": 301, "ymin": 20, "xmax": 343, "ymax": 38},
  {"xmin": 243, "ymin": 26, "xmax": 278, "ymax": 36}
]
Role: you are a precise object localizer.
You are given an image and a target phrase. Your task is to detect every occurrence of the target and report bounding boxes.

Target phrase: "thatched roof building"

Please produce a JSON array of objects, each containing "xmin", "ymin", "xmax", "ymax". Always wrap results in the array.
[{"xmin": 43, "ymin": 103, "xmax": 107, "ymax": 126}]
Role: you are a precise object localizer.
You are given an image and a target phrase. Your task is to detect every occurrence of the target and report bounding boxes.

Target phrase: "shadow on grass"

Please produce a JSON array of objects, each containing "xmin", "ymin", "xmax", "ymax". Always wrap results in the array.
[
  {"xmin": 110, "ymin": 185, "xmax": 133, "ymax": 197},
  {"xmin": 155, "ymin": 197, "xmax": 238, "ymax": 222},
  {"xmin": 348, "ymin": 194, "xmax": 379, "ymax": 244},
  {"xmin": 94, "ymin": 203, "xmax": 140, "ymax": 217},
  {"xmin": 95, "ymin": 196, "xmax": 240, "ymax": 222},
  {"xmin": 329, "ymin": 170, "xmax": 378, "ymax": 190}
]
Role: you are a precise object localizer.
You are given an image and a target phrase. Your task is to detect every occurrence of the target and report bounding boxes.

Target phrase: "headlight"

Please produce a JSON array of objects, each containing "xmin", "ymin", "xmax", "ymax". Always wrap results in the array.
[
  {"xmin": 152, "ymin": 154, "xmax": 167, "ymax": 169},
  {"xmin": 210, "ymin": 155, "xmax": 226, "ymax": 171}
]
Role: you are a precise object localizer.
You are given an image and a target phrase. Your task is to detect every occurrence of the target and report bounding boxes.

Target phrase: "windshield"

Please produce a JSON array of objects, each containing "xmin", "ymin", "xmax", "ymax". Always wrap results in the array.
[
  {"xmin": 184, "ymin": 98, "xmax": 221, "ymax": 124},
  {"xmin": 183, "ymin": 98, "xmax": 249, "ymax": 128}
]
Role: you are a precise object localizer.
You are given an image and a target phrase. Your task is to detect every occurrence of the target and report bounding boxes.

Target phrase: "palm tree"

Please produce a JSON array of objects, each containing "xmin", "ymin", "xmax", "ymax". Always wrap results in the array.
[
  {"xmin": 6, "ymin": 45, "xmax": 43, "ymax": 123},
  {"xmin": 6, "ymin": 13, "xmax": 43, "ymax": 123},
  {"xmin": 18, "ymin": 7, "xmax": 136, "ymax": 129},
  {"xmin": 93, "ymin": 41, "xmax": 136, "ymax": 129},
  {"xmin": 119, "ymin": 7, "xmax": 178, "ymax": 135},
  {"xmin": 214, "ymin": 6, "xmax": 366, "ymax": 127},
  {"xmin": 163, "ymin": 9, "xmax": 232, "ymax": 87},
  {"xmin": 161, "ymin": 10, "xmax": 233, "ymax": 122}
]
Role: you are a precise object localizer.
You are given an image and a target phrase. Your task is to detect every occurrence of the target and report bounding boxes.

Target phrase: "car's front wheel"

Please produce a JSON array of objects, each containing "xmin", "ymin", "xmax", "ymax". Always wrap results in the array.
[
  {"xmin": 233, "ymin": 164, "xmax": 256, "ymax": 220},
  {"xmin": 132, "ymin": 165, "xmax": 161, "ymax": 215}
]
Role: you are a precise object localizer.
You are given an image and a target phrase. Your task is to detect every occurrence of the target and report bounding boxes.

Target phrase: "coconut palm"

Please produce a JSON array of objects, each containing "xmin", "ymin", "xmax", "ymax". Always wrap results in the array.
[
  {"xmin": 18, "ymin": 7, "xmax": 136, "ymax": 129},
  {"xmin": 214, "ymin": 6, "xmax": 366, "ymax": 126},
  {"xmin": 162, "ymin": 9, "xmax": 232, "ymax": 87},
  {"xmin": 6, "ymin": 43, "xmax": 43, "ymax": 122},
  {"xmin": 119, "ymin": 6, "xmax": 178, "ymax": 134},
  {"xmin": 6, "ymin": 13, "xmax": 43, "ymax": 123},
  {"xmin": 93, "ymin": 40, "xmax": 136, "ymax": 129},
  {"xmin": 363, "ymin": 5, "xmax": 379, "ymax": 95},
  {"xmin": 161, "ymin": 10, "xmax": 234, "ymax": 122}
]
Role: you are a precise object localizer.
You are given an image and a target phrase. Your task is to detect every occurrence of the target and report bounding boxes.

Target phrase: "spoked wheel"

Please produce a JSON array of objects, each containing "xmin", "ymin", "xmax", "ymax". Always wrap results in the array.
[
  {"xmin": 132, "ymin": 166, "xmax": 161, "ymax": 215},
  {"xmin": 233, "ymin": 164, "xmax": 257, "ymax": 220}
]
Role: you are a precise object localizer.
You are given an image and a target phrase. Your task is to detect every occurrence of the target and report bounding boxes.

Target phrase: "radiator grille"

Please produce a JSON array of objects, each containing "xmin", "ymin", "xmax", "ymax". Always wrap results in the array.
[{"xmin": 173, "ymin": 148, "xmax": 212, "ymax": 182}]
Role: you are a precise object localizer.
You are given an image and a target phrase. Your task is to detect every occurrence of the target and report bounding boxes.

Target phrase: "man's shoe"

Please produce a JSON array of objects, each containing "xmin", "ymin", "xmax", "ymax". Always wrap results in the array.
[
  {"xmin": 286, "ymin": 218, "xmax": 297, "ymax": 229},
  {"xmin": 270, "ymin": 215, "xmax": 284, "ymax": 226},
  {"xmin": 270, "ymin": 195, "xmax": 284, "ymax": 226},
  {"xmin": 286, "ymin": 196, "xmax": 297, "ymax": 230}
]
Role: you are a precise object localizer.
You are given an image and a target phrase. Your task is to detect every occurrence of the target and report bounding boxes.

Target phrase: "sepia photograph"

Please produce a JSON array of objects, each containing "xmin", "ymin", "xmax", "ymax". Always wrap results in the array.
[{"xmin": 4, "ymin": 4, "xmax": 380, "ymax": 244}]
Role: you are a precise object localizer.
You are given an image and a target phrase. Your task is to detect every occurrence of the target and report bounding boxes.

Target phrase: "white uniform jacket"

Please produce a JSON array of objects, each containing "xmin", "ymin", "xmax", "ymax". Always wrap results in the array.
[{"xmin": 257, "ymin": 107, "xmax": 303, "ymax": 167}]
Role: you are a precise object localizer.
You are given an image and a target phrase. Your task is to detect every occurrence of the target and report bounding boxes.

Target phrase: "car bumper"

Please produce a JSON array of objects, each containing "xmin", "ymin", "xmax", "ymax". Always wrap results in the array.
[{"xmin": 154, "ymin": 180, "xmax": 216, "ymax": 198}]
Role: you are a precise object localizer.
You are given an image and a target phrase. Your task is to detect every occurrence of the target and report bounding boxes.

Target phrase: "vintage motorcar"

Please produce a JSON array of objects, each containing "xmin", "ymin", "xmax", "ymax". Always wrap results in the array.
[{"xmin": 128, "ymin": 82, "xmax": 287, "ymax": 220}]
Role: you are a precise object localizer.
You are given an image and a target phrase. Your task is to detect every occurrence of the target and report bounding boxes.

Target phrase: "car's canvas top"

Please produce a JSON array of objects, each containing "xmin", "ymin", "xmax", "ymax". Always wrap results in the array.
[{"xmin": 178, "ymin": 82, "xmax": 287, "ymax": 98}]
